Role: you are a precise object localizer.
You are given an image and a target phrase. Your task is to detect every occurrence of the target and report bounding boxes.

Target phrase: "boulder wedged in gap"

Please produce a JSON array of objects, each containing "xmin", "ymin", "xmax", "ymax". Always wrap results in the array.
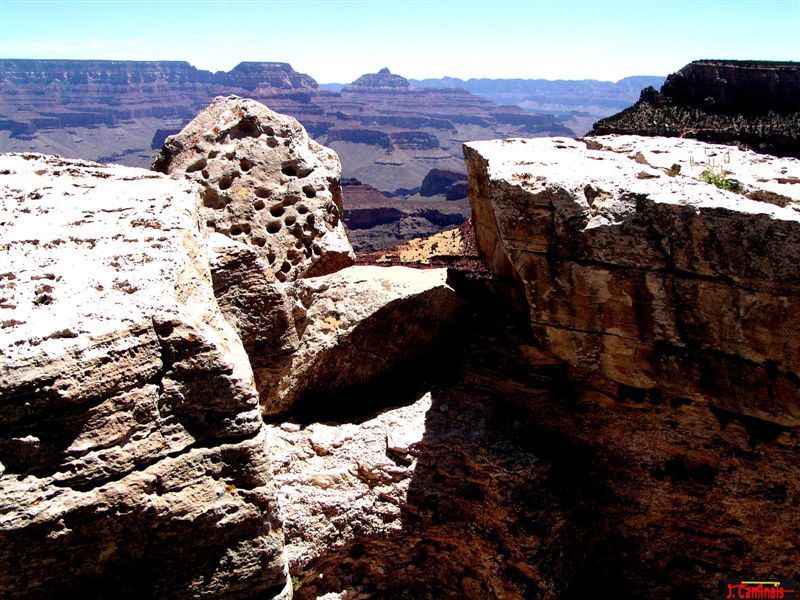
[
  {"xmin": 0, "ymin": 154, "xmax": 289, "ymax": 599},
  {"xmin": 263, "ymin": 265, "xmax": 466, "ymax": 417},
  {"xmin": 464, "ymin": 134, "xmax": 800, "ymax": 426},
  {"xmin": 153, "ymin": 95, "xmax": 355, "ymax": 282}
]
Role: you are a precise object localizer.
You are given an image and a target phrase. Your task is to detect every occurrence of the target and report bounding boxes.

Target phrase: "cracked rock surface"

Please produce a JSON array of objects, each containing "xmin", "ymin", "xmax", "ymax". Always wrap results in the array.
[{"xmin": 0, "ymin": 154, "xmax": 289, "ymax": 599}]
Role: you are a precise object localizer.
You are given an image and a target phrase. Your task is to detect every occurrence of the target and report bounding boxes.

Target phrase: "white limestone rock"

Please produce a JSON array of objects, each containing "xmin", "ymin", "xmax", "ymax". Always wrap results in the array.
[
  {"xmin": 153, "ymin": 95, "xmax": 355, "ymax": 282},
  {"xmin": 0, "ymin": 154, "xmax": 289, "ymax": 598}
]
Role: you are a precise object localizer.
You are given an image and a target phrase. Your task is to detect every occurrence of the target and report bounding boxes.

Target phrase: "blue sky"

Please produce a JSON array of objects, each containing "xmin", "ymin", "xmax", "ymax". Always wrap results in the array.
[{"xmin": 0, "ymin": 0, "xmax": 798, "ymax": 83}]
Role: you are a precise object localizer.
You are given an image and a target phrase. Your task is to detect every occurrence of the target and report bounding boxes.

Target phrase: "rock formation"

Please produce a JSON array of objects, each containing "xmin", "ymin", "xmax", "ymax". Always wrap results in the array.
[
  {"xmin": 419, "ymin": 168, "xmax": 468, "ymax": 199},
  {"xmin": 592, "ymin": 60, "xmax": 800, "ymax": 158},
  {"xmin": 0, "ymin": 154, "xmax": 290, "ymax": 598},
  {"xmin": 464, "ymin": 134, "xmax": 800, "ymax": 425},
  {"xmin": 343, "ymin": 67, "xmax": 414, "ymax": 92},
  {"xmin": 267, "ymin": 265, "xmax": 465, "ymax": 416},
  {"xmin": 153, "ymin": 95, "xmax": 355, "ymax": 281}
]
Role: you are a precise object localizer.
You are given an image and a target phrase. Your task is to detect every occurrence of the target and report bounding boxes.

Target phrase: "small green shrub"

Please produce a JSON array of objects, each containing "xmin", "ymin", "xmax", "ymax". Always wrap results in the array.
[
  {"xmin": 291, "ymin": 575, "xmax": 302, "ymax": 591},
  {"xmin": 700, "ymin": 168, "xmax": 741, "ymax": 192}
]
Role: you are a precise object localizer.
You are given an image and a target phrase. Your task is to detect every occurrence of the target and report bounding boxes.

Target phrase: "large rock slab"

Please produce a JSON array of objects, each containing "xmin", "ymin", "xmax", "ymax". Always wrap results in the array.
[
  {"xmin": 265, "ymin": 266, "xmax": 465, "ymax": 415},
  {"xmin": 464, "ymin": 135, "xmax": 800, "ymax": 426},
  {"xmin": 153, "ymin": 95, "xmax": 354, "ymax": 281},
  {"xmin": 0, "ymin": 154, "xmax": 289, "ymax": 598}
]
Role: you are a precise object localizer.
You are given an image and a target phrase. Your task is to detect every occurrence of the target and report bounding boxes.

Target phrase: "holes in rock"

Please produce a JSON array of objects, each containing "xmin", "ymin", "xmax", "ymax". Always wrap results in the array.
[
  {"xmin": 267, "ymin": 138, "xmax": 279, "ymax": 148},
  {"xmin": 208, "ymin": 150, "xmax": 219, "ymax": 159},
  {"xmin": 296, "ymin": 204, "xmax": 309, "ymax": 214},
  {"xmin": 252, "ymin": 235, "xmax": 267, "ymax": 247},
  {"xmin": 267, "ymin": 221, "xmax": 282, "ymax": 234},
  {"xmin": 218, "ymin": 175, "xmax": 234, "ymax": 190},
  {"xmin": 253, "ymin": 199, "xmax": 265, "ymax": 210},
  {"xmin": 267, "ymin": 251, "xmax": 276, "ymax": 264},
  {"xmin": 280, "ymin": 261, "xmax": 292, "ymax": 273},
  {"xmin": 263, "ymin": 125, "xmax": 275, "ymax": 136},
  {"xmin": 281, "ymin": 160, "xmax": 314, "ymax": 178},
  {"xmin": 201, "ymin": 169, "xmax": 209, "ymax": 179},
  {"xmin": 255, "ymin": 187, "xmax": 271, "ymax": 198},
  {"xmin": 284, "ymin": 214, "xmax": 297, "ymax": 226},
  {"xmin": 302, "ymin": 185, "xmax": 317, "ymax": 198},
  {"xmin": 155, "ymin": 322, "xmax": 174, "ymax": 338},
  {"xmin": 305, "ymin": 213, "xmax": 316, "ymax": 226},
  {"xmin": 270, "ymin": 205, "xmax": 285, "ymax": 217},
  {"xmin": 202, "ymin": 187, "xmax": 225, "ymax": 210},
  {"xmin": 275, "ymin": 271, "xmax": 287, "ymax": 282},
  {"xmin": 240, "ymin": 158, "xmax": 254, "ymax": 172},
  {"xmin": 226, "ymin": 117, "xmax": 261, "ymax": 141},
  {"xmin": 225, "ymin": 152, "xmax": 236, "ymax": 160},
  {"xmin": 186, "ymin": 158, "xmax": 207, "ymax": 173},
  {"xmin": 230, "ymin": 225, "xmax": 243, "ymax": 236}
]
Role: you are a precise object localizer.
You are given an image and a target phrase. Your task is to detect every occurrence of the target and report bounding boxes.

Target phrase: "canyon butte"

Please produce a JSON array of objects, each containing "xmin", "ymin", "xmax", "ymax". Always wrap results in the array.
[{"xmin": 1, "ymin": 60, "xmax": 799, "ymax": 599}]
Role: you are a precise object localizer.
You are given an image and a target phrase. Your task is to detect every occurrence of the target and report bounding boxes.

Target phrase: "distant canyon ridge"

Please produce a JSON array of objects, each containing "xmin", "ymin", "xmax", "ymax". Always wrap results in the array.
[{"xmin": 0, "ymin": 59, "xmax": 662, "ymax": 250}]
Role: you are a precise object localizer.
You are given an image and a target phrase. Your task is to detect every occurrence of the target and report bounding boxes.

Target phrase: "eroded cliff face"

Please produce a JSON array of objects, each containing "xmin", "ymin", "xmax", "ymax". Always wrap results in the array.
[
  {"xmin": 464, "ymin": 135, "xmax": 800, "ymax": 424},
  {"xmin": 457, "ymin": 134, "xmax": 800, "ymax": 596},
  {"xmin": 592, "ymin": 60, "xmax": 800, "ymax": 158},
  {"xmin": 0, "ymin": 154, "xmax": 290, "ymax": 598}
]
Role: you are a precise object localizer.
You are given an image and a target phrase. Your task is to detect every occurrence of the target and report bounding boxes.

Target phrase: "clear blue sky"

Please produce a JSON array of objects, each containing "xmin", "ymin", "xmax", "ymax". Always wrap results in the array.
[{"xmin": 0, "ymin": 0, "xmax": 798, "ymax": 83}]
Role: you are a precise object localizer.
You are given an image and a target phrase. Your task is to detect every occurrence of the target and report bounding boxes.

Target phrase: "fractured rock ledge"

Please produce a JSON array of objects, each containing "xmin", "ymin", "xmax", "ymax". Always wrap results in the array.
[
  {"xmin": 0, "ymin": 154, "xmax": 289, "ymax": 598},
  {"xmin": 464, "ymin": 135, "xmax": 800, "ymax": 426}
]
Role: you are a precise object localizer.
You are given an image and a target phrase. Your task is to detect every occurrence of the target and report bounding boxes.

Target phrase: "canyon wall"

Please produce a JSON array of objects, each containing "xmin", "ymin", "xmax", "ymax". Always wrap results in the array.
[{"xmin": 593, "ymin": 60, "xmax": 800, "ymax": 158}]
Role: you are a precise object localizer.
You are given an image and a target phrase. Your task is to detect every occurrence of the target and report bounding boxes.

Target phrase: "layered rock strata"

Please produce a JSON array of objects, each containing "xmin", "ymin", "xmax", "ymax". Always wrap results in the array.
[
  {"xmin": 592, "ymin": 60, "xmax": 800, "ymax": 158},
  {"xmin": 464, "ymin": 135, "xmax": 800, "ymax": 425},
  {"xmin": 0, "ymin": 154, "xmax": 289, "ymax": 598},
  {"xmin": 153, "ymin": 95, "xmax": 355, "ymax": 281}
]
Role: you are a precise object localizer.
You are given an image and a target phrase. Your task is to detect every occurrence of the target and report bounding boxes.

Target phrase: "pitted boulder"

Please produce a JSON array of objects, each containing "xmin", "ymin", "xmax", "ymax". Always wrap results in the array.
[{"xmin": 154, "ymin": 95, "xmax": 354, "ymax": 281}]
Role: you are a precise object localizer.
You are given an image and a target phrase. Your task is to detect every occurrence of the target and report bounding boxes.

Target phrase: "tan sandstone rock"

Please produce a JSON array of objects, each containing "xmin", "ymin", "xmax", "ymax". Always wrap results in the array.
[
  {"xmin": 153, "ymin": 95, "xmax": 354, "ymax": 281},
  {"xmin": 464, "ymin": 135, "xmax": 800, "ymax": 426},
  {"xmin": 0, "ymin": 154, "xmax": 289, "ymax": 598},
  {"xmin": 264, "ymin": 265, "xmax": 465, "ymax": 415}
]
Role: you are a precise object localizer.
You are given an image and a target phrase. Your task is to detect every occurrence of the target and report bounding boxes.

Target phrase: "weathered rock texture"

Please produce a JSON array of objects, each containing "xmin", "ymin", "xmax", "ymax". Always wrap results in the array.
[
  {"xmin": 153, "ymin": 95, "xmax": 355, "ymax": 282},
  {"xmin": 266, "ymin": 266, "xmax": 465, "ymax": 416},
  {"xmin": 464, "ymin": 135, "xmax": 800, "ymax": 425},
  {"xmin": 0, "ymin": 154, "xmax": 289, "ymax": 598},
  {"xmin": 592, "ymin": 60, "xmax": 800, "ymax": 158}
]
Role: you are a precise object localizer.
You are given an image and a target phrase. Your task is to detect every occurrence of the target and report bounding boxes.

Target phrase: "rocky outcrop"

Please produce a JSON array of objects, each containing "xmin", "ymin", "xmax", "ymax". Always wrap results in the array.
[
  {"xmin": 0, "ymin": 154, "xmax": 289, "ymax": 598},
  {"xmin": 343, "ymin": 67, "xmax": 413, "ymax": 92},
  {"xmin": 464, "ymin": 134, "xmax": 800, "ymax": 425},
  {"xmin": 419, "ymin": 168, "xmax": 468, "ymax": 199},
  {"xmin": 153, "ymin": 95, "xmax": 355, "ymax": 281},
  {"xmin": 592, "ymin": 60, "xmax": 800, "ymax": 157},
  {"xmin": 264, "ymin": 266, "xmax": 465, "ymax": 416}
]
